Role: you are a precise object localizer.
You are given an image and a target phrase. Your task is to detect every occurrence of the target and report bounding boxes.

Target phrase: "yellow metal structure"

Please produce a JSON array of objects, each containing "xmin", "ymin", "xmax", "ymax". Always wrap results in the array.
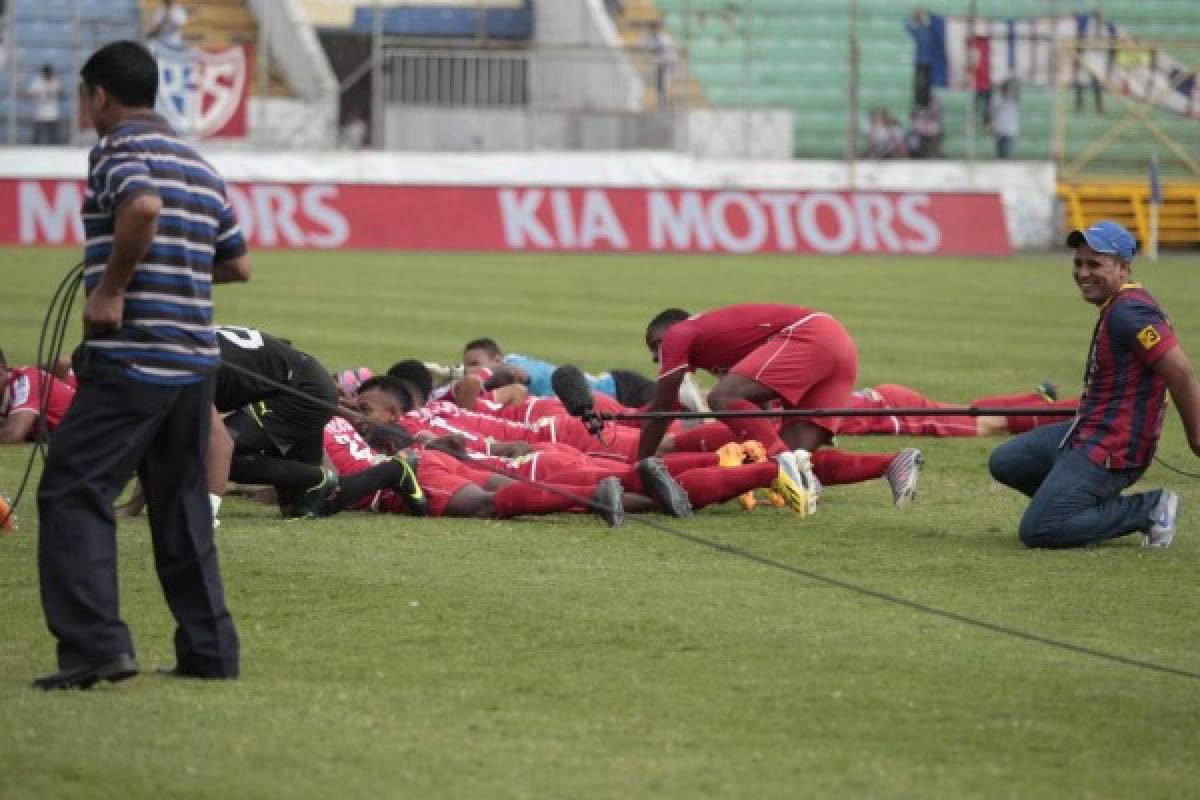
[{"xmin": 1057, "ymin": 181, "xmax": 1200, "ymax": 247}]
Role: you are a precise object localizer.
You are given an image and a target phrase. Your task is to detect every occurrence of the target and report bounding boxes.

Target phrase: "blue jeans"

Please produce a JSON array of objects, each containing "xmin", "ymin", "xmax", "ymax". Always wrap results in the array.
[{"xmin": 988, "ymin": 422, "xmax": 1160, "ymax": 548}]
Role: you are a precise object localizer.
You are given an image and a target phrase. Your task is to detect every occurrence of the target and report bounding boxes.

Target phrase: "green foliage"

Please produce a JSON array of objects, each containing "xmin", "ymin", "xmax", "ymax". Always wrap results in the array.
[{"xmin": 1, "ymin": 247, "xmax": 1197, "ymax": 799}]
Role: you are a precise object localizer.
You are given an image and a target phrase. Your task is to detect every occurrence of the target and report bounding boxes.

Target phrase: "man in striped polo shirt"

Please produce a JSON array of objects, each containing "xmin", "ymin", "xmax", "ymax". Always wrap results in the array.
[
  {"xmin": 34, "ymin": 41, "xmax": 250, "ymax": 689},
  {"xmin": 989, "ymin": 221, "xmax": 1200, "ymax": 548}
]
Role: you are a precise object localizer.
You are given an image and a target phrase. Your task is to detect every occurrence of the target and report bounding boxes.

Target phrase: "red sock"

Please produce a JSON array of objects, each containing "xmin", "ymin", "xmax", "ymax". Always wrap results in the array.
[
  {"xmin": 492, "ymin": 482, "xmax": 585, "ymax": 517},
  {"xmin": 1006, "ymin": 399, "xmax": 1078, "ymax": 433},
  {"xmin": 719, "ymin": 399, "xmax": 788, "ymax": 456},
  {"xmin": 553, "ymin": 466, "xmax": 642, "ymax": 492},
  {"xmin": 972, "ymin": 391, "xmax": 1043, "ymax": 407},
  {"xmin": 676, "ymin": 461, "xmax": 778, "ymax": 509},
  {"xmin": 661, "ymin": 452, "xmax": 719, "ymax": 472},
  {"xmin": 811, "ymin": 449, "xmax": 892, "ymax": 485},
  {"xmin": 666, "ymin": 422, "xmax": 738, "ymax": 452}
]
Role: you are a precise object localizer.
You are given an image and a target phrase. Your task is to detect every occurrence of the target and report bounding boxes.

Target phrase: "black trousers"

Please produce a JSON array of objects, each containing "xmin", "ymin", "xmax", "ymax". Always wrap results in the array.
[{"xmin": 37, "ymin": 354, "xmax": 239, "ymax": 676}]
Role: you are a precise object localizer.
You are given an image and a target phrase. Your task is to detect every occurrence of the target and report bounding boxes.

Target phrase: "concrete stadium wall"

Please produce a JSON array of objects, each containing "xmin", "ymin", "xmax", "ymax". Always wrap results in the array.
[{"xmin": 383, "ymin": 108, "xmax": 794, "ymax": 159}]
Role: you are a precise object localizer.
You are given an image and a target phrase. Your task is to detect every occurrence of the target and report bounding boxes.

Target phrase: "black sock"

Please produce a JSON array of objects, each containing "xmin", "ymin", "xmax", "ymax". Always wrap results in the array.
[
  {"xmin": 230, "ymin": 453, "xmax": 323, "ymax": 491},
  {"xmin": 325, "ymin": 460, "xmax": 405, "ymax": 514}
]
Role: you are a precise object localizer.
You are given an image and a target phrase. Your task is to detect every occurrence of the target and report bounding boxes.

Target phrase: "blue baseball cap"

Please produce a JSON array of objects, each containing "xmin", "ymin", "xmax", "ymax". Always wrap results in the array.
[{"xmin": 1066, "ymin": 220, "xmax": 1137, "ymax": 261}]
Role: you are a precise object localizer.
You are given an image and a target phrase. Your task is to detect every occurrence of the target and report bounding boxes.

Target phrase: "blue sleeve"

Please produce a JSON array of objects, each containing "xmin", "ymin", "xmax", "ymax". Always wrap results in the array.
[
  {"xmin": 88, "ymin": 143, "xmax": 157, "ymax": 213},
  {"xmin": 505, "ymin": 354, "xmax": 556, "ymax": 396},
  {"xmin": 1108, "ymin": 299, "xmax": 1177, "ymax": 365}
]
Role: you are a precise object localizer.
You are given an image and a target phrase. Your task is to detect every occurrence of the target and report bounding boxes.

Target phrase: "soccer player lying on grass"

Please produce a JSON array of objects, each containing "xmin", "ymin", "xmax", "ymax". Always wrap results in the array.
[
  {"xmin": 463, "ymin": 336, "xmax": 658, "ymax": 408},
  {"xmin": 838, "ymin": 382, "xmax": 1079, "ymax": 437},
  {"xmin": 388, "ymin": 358, "xmax": 532, "ymax": 412},
  {"xmin": 212, "ymin": 325, "xmax": 346, "ymax": 518},
  {"xmin": 0, "ymin": 348, "xmax": 78, "ymax": 444},
  {"xmin": 350, "ymin": 376, "xmax": 817, "ymax": 520},
  {"xmin": 639, "ymin": 306, "xmax": 923, "ymax": 511}
]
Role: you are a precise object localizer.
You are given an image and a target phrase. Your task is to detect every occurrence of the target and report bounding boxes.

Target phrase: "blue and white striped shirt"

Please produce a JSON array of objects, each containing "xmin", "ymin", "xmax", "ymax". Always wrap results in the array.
[{"xmin": 82, "ymin": 113, "xmax": 246, "ymax": 385}]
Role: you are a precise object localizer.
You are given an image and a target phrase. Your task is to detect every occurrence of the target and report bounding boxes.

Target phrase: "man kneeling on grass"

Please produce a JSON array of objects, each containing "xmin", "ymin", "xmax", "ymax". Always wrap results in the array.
[{"xmin": 989, "ymin": 221, "xmax": 1200, "ymax": 548}]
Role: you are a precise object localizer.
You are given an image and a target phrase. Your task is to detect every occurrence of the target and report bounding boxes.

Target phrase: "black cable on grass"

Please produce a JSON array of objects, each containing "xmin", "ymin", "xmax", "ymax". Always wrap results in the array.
[
  {"xmin": 1, "ymin": 262, "xmax": 83, "ymax": 531},
  {"xmin": 181, "ymin": 351, "xmax": 1200, "ymax": 683},
  {"xmin": 10, "ymin": 272, "xmax": 1199, "ymax": 682},
  {"xmin": 1154, "ymin": 457, "xmax": 1200, "ymax": 480}
]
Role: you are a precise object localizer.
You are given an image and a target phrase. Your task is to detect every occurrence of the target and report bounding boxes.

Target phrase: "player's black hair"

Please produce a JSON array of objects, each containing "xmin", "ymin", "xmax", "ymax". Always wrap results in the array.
[
  {"xmin": 646, "ymin": 308, "xmax": 691, "ymax": 335},
  {"xmin": 386, "ymin": 359, "xmax": 433, "ymax": 401},
  {"xmin": 80, "ymin": 40, "xmax": 158, "ymax": 108},
  {"xmin": 463, "ymin": 337, "xmax": 501, "ymax": 357},
  {"xmin": 358, "ymin": 375, "xmax": 414, "ymax": 412}
]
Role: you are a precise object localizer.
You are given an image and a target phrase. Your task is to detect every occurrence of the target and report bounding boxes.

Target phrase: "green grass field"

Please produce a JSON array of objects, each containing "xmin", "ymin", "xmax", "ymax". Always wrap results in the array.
[{"xmin": 1, "ymin": 246, "xmax": 1198, "ymax": 799}]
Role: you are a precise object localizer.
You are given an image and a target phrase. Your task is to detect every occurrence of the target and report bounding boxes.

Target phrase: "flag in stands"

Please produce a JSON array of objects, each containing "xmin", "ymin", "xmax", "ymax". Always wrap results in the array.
[{"xmin": 928, "ymin": 13, "xmax": 1199, "ymax": 119}]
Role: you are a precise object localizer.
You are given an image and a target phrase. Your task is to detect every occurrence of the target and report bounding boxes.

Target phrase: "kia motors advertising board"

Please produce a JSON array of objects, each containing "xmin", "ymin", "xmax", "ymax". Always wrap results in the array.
[{"xmin": 0, "ymin": 180, "xmax": 1011, "ymax": 256}]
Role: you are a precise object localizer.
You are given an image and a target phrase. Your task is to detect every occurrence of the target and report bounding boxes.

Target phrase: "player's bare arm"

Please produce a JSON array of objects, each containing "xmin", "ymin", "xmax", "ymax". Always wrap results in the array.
[
  {"xmin": 636, "ymin": 368, "xmax": 685, "ymax": 461},
  {"xmin": 0, "ymin": 410, "xmax": 37, "ymax": 444},
  {"xmin": 1153, "ymin": 345, "xmax": 1200, "ymax": 457}
]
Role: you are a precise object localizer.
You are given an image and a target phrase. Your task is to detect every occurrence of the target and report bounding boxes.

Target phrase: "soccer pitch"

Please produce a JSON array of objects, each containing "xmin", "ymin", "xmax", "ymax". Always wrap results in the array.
[{"xmin": 1, "ymin": 246, "xmax": 1197, "ymax": 799}]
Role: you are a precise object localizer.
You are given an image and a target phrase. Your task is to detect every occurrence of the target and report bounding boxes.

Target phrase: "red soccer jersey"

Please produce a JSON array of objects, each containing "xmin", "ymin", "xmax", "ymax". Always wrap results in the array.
[
  {"xmin": 657, "ymin": 304, "xmax": 818, "ymax": 378},
  {"xmin": 1, "ymin": 366, "xmax": 76, "ymax": 433},
  {"xmin": 323, "ymin": 416, "xmax": 397, "ymax": 511}
]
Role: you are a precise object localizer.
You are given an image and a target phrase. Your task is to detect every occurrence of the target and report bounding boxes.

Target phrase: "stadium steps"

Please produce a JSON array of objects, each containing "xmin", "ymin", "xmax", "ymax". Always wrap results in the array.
[
  {"xmin": 139, "ymin": 0, "xmax": 293, "ymax": 97},
  {"xmin": 1058, "ymin": 181, "xmax": 1200, "ymax": 247},
  {"xmin": 612, "ymin": 0, "xmax": 707, "ymax": 109}
]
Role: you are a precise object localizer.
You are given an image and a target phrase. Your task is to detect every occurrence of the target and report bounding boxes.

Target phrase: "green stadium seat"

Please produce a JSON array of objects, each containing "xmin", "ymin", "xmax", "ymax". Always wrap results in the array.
[{"xmin": 663, "ymin": 0, "xmax": 1200, "ymax": 161}]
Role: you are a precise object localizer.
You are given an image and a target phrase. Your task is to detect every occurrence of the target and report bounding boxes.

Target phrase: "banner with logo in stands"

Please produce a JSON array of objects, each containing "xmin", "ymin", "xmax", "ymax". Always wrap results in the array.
[
  {"xmin": 153, "ymin": 43, "xmax": 251, "ymax": 139},
  {"xmin": 79, "ymin": 44, "xmax": 252, "ymax": 139},
  {"xmin": 0, "ymin": 180, "xmax": 1011, "ymax": 256}
]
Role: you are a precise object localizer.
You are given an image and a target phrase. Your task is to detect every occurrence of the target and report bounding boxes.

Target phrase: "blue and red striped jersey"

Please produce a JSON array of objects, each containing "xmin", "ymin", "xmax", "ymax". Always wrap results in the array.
[{"xmin": 1069, "ymin": 284, "xmax": 1176, "ymax": 468}]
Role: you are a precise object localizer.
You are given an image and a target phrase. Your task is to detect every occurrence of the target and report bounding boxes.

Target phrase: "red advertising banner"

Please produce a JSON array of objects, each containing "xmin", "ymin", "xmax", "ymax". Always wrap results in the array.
[{"xmin": 0, "ymin": 180, "xmax": 1011, "ymax": 255}]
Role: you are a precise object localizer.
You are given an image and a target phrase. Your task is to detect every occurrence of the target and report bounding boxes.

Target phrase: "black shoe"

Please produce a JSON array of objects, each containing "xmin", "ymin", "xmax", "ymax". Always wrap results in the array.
[
  {"xmin": 286, "ymin": 467, "xmax": 340, "ymax": 519},
  {"xmin": 1036, "ymin": 381, "xmax": 1058, "ymax": 402},
  {"xmin": 636, "ymin": 457, "xmax": 693, "ymax": 518},
  {"xmin": 394, "ymin": 450, "xmax": 428, "ymax": 517},
  {"xmin": 591, "ymin": 476, "xmax": 625, "ymax": 528},
  {"xmin": 33, "ymin": 653, "xmax": 139, "ymax": 690},
  {"xmin": 155, "ymin": 665, "xmax": 238, "ymax": 681}
]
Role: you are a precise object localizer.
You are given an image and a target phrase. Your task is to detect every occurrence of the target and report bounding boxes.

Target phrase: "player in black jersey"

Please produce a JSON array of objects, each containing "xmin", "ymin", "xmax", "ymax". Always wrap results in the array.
[{"xmin": 215, "ymin": 326, "xmax": 423, "ymax": 518}]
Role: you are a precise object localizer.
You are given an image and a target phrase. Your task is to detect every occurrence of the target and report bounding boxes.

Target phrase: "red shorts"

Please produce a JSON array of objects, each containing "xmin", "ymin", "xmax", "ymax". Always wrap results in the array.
[{"xmin": 729, "ymin": 312, "xmax": 857, "ymax": 434}]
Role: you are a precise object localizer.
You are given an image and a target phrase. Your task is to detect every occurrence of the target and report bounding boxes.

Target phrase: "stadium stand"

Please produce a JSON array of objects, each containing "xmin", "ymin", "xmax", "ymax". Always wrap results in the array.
[
  {"xmin": 1, "ymin": 0, "xmax": 141, "ymax": 143},
  {"xmin": 654, "ymin": 0, "xmax": 1200, "ymax": 172},
  {"xmin": 137, "ymin": 0, "xmax": 292, "ymax": 97}
]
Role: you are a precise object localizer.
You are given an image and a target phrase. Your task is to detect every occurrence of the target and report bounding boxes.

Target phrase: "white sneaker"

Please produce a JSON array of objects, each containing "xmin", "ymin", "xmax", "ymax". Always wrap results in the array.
[
  {"xmin": 771, "ymin": 449, "xmax": 818, "ymax": 517},
  {"xmin": 886, "ymin": 448, "xmax": 923, "ymax": 507},
  {"xmin": 1143, "ymin": 490, "xmax": 1180, "ymax": 548}
]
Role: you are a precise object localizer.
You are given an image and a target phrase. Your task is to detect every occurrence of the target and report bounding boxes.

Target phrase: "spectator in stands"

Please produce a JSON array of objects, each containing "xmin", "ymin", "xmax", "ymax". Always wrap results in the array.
[
  {"xmin": 25, "ymin": 64, "xmax": 64, "ymax": 146},
  {"xmin": 904, "ymin": 8, "xmax": 935, "ymax": 105},
  {"xmin": 863, "ymin": 108, "xmax": 907, "ymax": 159},
  {"xmin": 646, "ymin": 19, "xmax": 675, "ymax": 108},
  {"xmin": 990, "ymin": 78, "xmax": 1019, "ymax": 159},
  {"xmin": 604, "ymin": 0, "xmax": 624, "ymax": 20},
  {"xmin": 909, "ymin": 92, "xmax": 943, "ymax": 159},
  {"xmin": 146, "ymin": 0, "xmax": 188, "ymax": 50},
  {"xmin": 966, "ymin": 28, "xmax": 991, "ymax": 127},
  {"xmin": 1072, "ymin": 11, "xmax": 1105, "ymax": 115}
]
